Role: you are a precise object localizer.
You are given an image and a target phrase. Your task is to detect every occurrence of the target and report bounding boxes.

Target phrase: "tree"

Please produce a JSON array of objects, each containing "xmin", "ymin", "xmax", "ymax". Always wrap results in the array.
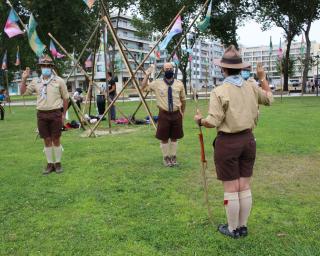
[
  {"xmin": 255, "ymin": 0, "xmax": 305, "ymax": 91},
  {"xmin": 132, "ymin": 0, "xmax": 252, "ymax": 91},
  {"xmin": 299, "ymin": 0, "xmax": 320, "ymax": 92},
  {"xmin": 0, "ymin": 0, "xmax": 135, "ymax": 76}
]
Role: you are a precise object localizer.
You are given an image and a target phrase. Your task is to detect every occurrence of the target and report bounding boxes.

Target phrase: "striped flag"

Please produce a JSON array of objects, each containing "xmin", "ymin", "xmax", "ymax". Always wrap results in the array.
[
  {"xmin": 82, "ymin": 0, "xmax": 95, "ymax": 9},
  {"xmin": 27, "ymin": 14, "xmax": 46, "ymax": 57},
  {"xmin": 2, "ymin": 51, "xmax": 8, "ymax": 70},
  {"xmin": 4, "ymin": 9, "xmax": 24, "ymax": 38},
  {"xmin": 197, "ymin": 0, "xmax": 212, "ymax": 32},
  {"xmin": 50, "ymin": 40, "xmax": 65, "ymax": 59},
  {"xmin": 15, "ymin": 47, "xmax": 21, "ymax": 66},
  {"xmin": 159, "ymin": 16, "xmax": 183, "ymax": 50},
  {"xmin": 173, "ymin": 53, "xmax": 179, "ymax": 65},
  {"xmin": 85, "ymin": 53, "xmax": 93, "ymax": 68}
]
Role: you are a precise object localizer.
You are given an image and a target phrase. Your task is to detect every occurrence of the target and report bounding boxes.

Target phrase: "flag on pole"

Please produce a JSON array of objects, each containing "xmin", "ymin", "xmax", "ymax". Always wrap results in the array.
[
  {"xmin": 27, "ymin": 14, "xmax": 46, "ymax": 57},
  {"xmin": 278, "ymin": 38, "xmax": 283, "ymax": 59},
  {"xmin": 82, "ymin": 0, "xmax": 95, "ymax": 9},
  {"xmin": 300, "ymin": 34, "xmax": 305, "ymax": 56},
  {"xmin": 50, "ymin": 40, "xmax": 65, "ymax": 59},
  {"xmin": 85, "ymin": 53, "xmax": 93, "ymax": 68},
  {"xmin": 159, "ymin": 16, "xmax": 183, "ymax": 50},
  {"xmin": 269, "ymin": 36, "xmax": 273, "ymax": 56},
  {"xmin": 2, "ymin": 51, "xmax": 8, "ymax": 70},
  {"xmin": 173, "ymin": 53, "xmax": 180, "ymax": 65},
  {"xmin": 4, "ymin": 9, "xmax": 24, "ymax": 38},
  {"xmin": 197, "ymin": 0, "xmax": 212, "ymax": 32},
  {"xmin": 15, "ymin": 47, "xmax": 21, "ymax": 66}
]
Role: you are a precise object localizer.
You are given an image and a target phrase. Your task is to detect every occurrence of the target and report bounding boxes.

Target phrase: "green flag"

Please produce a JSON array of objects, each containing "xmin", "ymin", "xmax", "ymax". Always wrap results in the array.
[
  {"xmin": 197, "ymin": 0, "xmax": 212, "ymax": 32},
  {"xmin": 269, "ymin": 36, "xmax": 273, "ymax": 56},
  {"xmin": 27, "ymin": 14, "xmax": 46, "ymax": 57}
]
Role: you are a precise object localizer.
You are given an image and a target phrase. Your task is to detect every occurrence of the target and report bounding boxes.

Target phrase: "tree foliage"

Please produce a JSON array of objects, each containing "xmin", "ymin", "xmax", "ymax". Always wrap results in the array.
[{"xmin": 255, "ymin": 0, "xmax": 305, "ymax": 91}]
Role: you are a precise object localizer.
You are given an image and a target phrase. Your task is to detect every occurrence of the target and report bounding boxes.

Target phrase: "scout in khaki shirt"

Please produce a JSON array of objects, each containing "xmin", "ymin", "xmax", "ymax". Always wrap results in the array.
[
  {"xmin": 142, "ymin": 62, "xmax": 186, "ymax": 167},
  {"xmin": 20, "ymin": 55, "xmax": 69, "ymax": 175},
  {"xmin": 194, "ymin": 45, "xmax": 273, "ymax": 239}
]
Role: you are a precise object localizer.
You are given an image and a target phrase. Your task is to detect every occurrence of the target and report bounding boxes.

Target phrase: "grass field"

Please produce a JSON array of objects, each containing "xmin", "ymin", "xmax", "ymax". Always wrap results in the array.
[{"xmin": 0, "ymin": 97, "xmax": 320, "ymax": 255}]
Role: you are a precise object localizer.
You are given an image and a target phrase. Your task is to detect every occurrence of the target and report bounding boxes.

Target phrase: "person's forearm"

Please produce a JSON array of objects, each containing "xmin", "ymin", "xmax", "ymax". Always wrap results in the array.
[
  {"xmin": 181, "ymin": 100, "xmax": 186, "ymax": 114},
  {"xmin": 260, "ymin": 78, "xmax": 271, "ymax": 93},
  {"xmin": 63, "ymin": 99, "xmax": 68, "ymax": 115},
  {"xmin": 20, "ymin": 78, "xmax": 27, "ymax": 95},
  {"xmin": 141, "ymin": 74, "xmax": 150, "ymax": 90}
]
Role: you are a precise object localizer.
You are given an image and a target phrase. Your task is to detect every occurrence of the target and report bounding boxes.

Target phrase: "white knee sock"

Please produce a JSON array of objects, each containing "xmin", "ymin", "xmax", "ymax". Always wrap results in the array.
[
  {"xmin": 44, "ymin": 147, "xmax": 54, "ymax": 163},
  {"xmin": 238, "ymin": 189, "xmax": 252, "ymax": 227},
  {"xmin": 224, "ymin": 192, "xmax": 240, "ymax": 232},
  {"xmin": 169, "ymin": 141, "xmax": 178, "ymax": 156},
  {"xmin": 53, "ymin": 145, "xmax": 63, "ymax": 163},
  {"xmin": 160, "ymin": 143, "xmax": 169, "ymax": 158}
]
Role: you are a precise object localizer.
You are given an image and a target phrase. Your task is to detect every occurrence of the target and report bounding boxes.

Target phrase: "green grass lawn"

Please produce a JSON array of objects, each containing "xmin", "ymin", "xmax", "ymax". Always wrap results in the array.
[{"xmin": 0, "ymin": 97, "xmax": 320, "ymax": 255}]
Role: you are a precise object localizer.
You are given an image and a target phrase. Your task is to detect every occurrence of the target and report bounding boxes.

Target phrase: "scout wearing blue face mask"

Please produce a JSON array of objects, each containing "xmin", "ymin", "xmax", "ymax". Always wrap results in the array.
[{"xmin": 241, "ymin": 70, "xmax": 251, "ymax": 80}]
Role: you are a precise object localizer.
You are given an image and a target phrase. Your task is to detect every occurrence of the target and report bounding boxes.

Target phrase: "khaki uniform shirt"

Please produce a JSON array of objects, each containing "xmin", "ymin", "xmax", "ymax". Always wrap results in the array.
[
  {"xmin": 145, "ymin": 79, "xmax": 186, "ymax": 111},
  {"xmin": 24, "ymin": 75, "xmax": 69, "ymax": 111},
  {"xmin": 204, "ymin": 79, "xmax": 273, "ymax": 133}
]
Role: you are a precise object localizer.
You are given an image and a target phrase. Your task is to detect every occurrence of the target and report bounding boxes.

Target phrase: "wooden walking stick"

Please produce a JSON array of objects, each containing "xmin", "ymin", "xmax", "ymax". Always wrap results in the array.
[{"xmin": 196, "ymin": 109, "xmax": 213, "ymax": 224}]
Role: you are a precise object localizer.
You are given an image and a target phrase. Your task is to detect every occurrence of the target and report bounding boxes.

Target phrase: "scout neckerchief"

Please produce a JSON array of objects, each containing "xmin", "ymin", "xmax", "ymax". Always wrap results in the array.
[
  {"xmin": 163, "ymin": 78, "xmax": 174, "ymax": 112},
  {"xmin": 224, "ymin": 75, "xmax": 244, "ymax": 87},
  {"xmin": 39, "ymin": 74, "xmax": 55, "ymax": 100}
]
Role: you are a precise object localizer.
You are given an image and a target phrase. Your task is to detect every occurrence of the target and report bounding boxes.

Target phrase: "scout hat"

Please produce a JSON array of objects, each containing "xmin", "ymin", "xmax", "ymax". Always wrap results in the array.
[
  {"xmin": 214, "ymin": 45, "xmax": 250, "ymax": 69},
  {"xmin": 38, "ymin": 54, "xmax": 55, "ymax": 66}
]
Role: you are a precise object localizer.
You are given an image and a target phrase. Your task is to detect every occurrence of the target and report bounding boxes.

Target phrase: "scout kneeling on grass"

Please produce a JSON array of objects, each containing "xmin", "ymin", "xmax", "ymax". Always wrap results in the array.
[{"xmin": 194, "ymin": 45, "xmax": 273, "ymax": 239}]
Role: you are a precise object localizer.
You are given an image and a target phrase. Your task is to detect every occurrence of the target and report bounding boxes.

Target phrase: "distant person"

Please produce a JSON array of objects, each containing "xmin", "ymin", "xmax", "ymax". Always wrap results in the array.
[
  {"xmin": 142, "ymin": 62, "xmax": 186, "ymax": 167},
  {"xmin": 194, "ymin": 46, "xmax": 273, "ymax": 239},
  {"xmin": 72, "ymin": 87, "xmax": 83, "ymax": 110},
  {"xmin": 106, "ymin": 72, "xmax": 117, "ymax": 121},
  {"xmin": 0, "ymin": 89, "xmax": 7, "ymax": 120},
  {"xmin": 20, "ymin": 55, "xmax": 69, "ymax": 175}
]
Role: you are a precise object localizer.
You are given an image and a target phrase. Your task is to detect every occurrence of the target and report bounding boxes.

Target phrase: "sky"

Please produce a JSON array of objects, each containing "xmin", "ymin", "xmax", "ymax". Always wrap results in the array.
[{"xmin": 237, "ymin": 20, "xmax": 320, "ymax": 47}]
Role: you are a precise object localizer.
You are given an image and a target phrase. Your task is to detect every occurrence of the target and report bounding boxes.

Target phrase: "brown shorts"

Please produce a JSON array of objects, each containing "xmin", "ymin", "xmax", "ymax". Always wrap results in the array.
[
  {"xmin": 156, "ymin": 109, "xmax": 184, "ymax": 141},
  {"xmin": 214, "ymin": 129, "xmax": 256, "ymax": 181},
  {"xmin": 37, "ymin": 109, "xmax": 63, "ymax": 139}
]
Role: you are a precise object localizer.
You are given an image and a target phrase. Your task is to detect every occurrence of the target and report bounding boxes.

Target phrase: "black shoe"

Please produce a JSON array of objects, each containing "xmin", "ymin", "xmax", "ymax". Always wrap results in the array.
[
  {"xmin": 43, "ymin": 163, "xmax": 55, "ymax": 175},
  {"xmin": 218, "ymin": 224, "xmax": 240, "ymax": 239},
  {"xmin": 54, "ymin": 162, "xmax": 63, "ymax": 174},
  {"xmin": 238, "ymin": 226, "xmax": 248, "ymax": 237}
]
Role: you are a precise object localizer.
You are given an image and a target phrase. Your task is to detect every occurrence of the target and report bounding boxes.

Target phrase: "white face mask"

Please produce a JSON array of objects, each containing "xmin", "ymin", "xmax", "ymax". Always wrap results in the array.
[{"xmin": 41, "ymin": 68, "xmax": 52, "ymax": 77}]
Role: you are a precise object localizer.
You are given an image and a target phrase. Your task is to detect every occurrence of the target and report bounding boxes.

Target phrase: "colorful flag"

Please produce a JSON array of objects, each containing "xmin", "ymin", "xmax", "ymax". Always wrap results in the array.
[
  {"xmin": 159, "ymin": 16, "xmax": 183, "ymax": 50},
  {"xmin": 85, "ymin": 53, "xmax": 93, "ymax": 68},
  {"xmin": 50, "ymin": 40, "xmax": 65, "ymax": 59},
  {"xmin": 2, "ymin": 51, "xmax": 8, "ymax": 70},
  {"xmin": 197, "ymin": 0, "xmax": 212, "ymax": 32},
  {"xmin": 15, "ymin": 47, "xmax": 21, "ymax": 66},
  {"xmin": 278, "ymin": 38, "xmax": 283, "ymax": 59},
  {"xmin": 300, "ymin": 34, "xmax": 305, "ymax": 56},
  {"xmin": 27, "ymin": 14, "xmax": 46, "ymax": 57},
  {"xmin": 173, "ymin": 53, "xmax": 179, "ymax": 65},
  {"xmin": 4, "ymin": 9, "xmax": 24, "ymax": 38},
  {"xmin": 269, "ymin": 36, "xmax": 273, "ymax": 56},
  {"xmin": 82, "ymin": 0, "xmax": 95, "ymax": 9}
]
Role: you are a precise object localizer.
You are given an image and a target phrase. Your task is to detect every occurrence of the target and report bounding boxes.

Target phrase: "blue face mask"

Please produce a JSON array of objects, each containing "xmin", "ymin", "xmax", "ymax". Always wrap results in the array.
[
  {"xmin": 241, "ymin": 70, "xmax": 251, "ymax": 80},
  {"xmin": 41, "ymin": 68, "xmax": 52, "ymax": 77}
]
